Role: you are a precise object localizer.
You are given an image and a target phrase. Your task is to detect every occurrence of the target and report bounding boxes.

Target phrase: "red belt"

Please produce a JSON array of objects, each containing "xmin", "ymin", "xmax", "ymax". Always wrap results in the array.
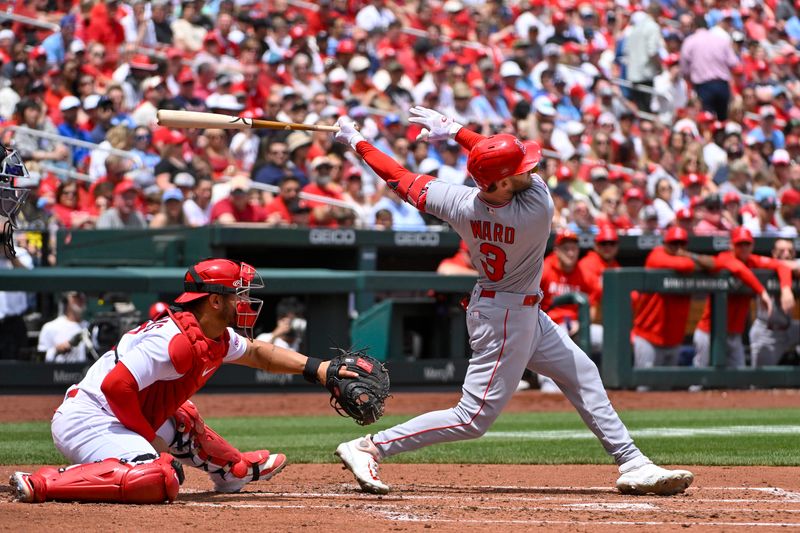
[{"xmin": 479, "ymin": 289, "xmax": 541, "ymax": 307}]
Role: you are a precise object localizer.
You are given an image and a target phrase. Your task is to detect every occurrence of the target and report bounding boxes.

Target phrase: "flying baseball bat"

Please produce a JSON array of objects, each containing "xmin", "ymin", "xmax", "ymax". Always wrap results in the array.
[{"xmin": 156, "ymin": 110, "xmax": 340, "ymax": 132}]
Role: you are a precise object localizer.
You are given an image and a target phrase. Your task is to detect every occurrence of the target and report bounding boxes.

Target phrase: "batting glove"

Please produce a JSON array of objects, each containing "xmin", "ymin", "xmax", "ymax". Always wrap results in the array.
[
  {"xmin": 408, "ymin": 106, "xmax": 463, "ymax": 142},
  {"xmin": 335, "ymin": 117, "xmax": 365, "ymax": 150}
]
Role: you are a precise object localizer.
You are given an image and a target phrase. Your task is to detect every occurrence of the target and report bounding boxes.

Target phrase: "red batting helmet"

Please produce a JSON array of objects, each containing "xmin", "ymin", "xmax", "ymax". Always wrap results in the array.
[
  {"xmin": 175, "ymin": 258, "xmax": 264, "ymax": 339},
  {"xmin": 467, "ymin": 134, "xmax": 542, "ymax": 191}
]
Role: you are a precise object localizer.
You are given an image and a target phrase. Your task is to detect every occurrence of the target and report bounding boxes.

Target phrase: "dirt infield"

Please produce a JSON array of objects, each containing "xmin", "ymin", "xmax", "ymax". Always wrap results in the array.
[{"xmin": 2, "ymin": 390, "xmax": 800, "ymax": 531}]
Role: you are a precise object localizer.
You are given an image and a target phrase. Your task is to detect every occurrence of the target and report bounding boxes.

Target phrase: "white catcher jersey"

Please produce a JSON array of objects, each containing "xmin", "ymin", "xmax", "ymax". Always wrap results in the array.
[{"xmin": 425, "ymin": 175, "xmax": 554, "ymax": 294}]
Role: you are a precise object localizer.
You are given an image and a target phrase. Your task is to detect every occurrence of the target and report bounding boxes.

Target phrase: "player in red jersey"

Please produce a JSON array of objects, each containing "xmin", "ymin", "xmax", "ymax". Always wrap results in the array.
[{"xmin": 693, "ymin": 227, "xmax": 792, "ymax": 368}]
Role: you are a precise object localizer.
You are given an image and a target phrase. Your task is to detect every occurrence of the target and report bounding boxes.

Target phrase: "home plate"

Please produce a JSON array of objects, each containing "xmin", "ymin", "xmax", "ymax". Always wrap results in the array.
[{"xmin": 564, "ymin": 502, "xmax": 658, "ymax": 510}]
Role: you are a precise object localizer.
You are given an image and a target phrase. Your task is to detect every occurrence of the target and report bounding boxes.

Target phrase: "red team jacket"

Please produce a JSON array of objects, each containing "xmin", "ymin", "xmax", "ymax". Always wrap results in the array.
[
  {"xmin": 540, "ymin": 254, "xmax": 599, "ymax": 325},
  {"xmin": 577, "ymin": 250, "xmax": 620, "ymax": 305},
  {"xmin": 695, "ymin": 252, "xmax": 791, "ymax": 334}
]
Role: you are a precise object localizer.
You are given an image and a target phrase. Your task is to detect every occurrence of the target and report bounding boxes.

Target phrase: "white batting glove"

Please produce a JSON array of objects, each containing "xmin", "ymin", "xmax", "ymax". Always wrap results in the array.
[
  {"xmin": 408, "ymin": 106, "xmax": 463, "ymax": 142},
  {"xmin": 334, "ymin": 117, "xmax": 365, "ymax": 150}
]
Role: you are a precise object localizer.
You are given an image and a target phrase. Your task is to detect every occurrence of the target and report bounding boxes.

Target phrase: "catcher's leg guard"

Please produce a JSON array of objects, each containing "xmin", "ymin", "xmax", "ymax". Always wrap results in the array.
[
  {"xmin": 10, "ymin": 453, "xmax": 183, "ymax": 504},
  {"xmin": 170, "ymin": 400, "xmax": 287, "ymax": 493}
]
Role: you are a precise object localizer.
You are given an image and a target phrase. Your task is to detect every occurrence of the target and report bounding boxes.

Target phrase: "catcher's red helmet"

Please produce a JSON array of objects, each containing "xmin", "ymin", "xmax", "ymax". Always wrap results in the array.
[
  {"xmin": 175, "ymin": 258, "xmax": 264, "ymax": 338},
  {"xmin": 467, "ymin": 134, "xmax": 542, "ymax": 191}
]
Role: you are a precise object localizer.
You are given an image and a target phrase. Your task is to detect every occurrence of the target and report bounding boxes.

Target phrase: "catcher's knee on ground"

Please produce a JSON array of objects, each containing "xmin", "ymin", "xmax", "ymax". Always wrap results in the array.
[{"xmin": 12, "ymin": 452, "xmax": 183, "ymax": 504}]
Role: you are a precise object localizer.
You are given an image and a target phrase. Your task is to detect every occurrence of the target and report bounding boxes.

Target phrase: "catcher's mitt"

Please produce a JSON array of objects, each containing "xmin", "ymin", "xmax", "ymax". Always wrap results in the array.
[{"xmin": 325, "ymin": 349, "xmax": 390, "ymax": 425}]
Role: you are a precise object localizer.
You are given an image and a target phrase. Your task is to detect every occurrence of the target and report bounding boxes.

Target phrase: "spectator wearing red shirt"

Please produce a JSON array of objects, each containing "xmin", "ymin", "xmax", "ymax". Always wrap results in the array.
[
  {"xmin": 693, "ymin": 194, "xmax": 734, "ymax": 236},
  {"xmin": 578, "ymin": 226, "xmax": 620, "ymax": 354},
  {"xmin": 264, "ymin": 176, "xmax": 309, "ymax": 227},
  {"xmin": 693, "ymin": 227, "xmax": 792, "ymax": 369},
  {"xmin": 210, "ymin": 176, "xmax": 266, "ymax": 224},
  {"xmin": 301, "ymin": 156, "xmax": 349, "ymax": 228},
  {"xmin": 85, "ymin": 0, "xmax": 125, "ymax": 65}
]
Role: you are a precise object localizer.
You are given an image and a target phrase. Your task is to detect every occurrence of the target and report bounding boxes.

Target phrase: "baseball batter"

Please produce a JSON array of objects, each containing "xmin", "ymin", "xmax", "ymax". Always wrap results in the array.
[
  {"xmin": 11, "ymin": 258, "xmax": 357, "ymax": 504},
  {"xmin": 332, "ymin": 107, "xmax": 693, "ymax": 496}
]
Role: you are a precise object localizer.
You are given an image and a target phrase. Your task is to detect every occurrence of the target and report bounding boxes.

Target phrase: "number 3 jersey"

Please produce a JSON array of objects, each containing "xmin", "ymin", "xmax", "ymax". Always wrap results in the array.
[
  {"xmin": 424, "ymin": 178, "xmax": 554, "ymax": 294},
  {"xmin": 72, "ymin": 312, "xmax": 248, "ymax": 433}
]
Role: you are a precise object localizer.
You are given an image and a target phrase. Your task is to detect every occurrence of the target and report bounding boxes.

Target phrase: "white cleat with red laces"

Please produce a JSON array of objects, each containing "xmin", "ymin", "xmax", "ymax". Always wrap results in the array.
[{"xmin": 335, "ymin": 435, "xmax": 390, "ymax": 495}]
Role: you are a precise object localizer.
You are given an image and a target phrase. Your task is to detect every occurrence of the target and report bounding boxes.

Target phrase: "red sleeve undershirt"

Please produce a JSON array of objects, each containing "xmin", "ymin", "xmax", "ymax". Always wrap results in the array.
[
  {"xmin": 100, "ymin": 363, "xmax": 156, "ymax": 442},
  {"xmin": 712, "ymin": 253, "xmax": 765, "ymax": 294},
  {"xmin": 749, "ymin": 254, "xmax": 793, "ymax": 288}
]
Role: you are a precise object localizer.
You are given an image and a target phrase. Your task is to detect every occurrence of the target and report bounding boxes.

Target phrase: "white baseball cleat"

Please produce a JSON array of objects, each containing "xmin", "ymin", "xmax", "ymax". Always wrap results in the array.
[
  {"xmin": 616, "ymin": 458, "xmax": 693, "ymax": 496},
  {"xmin": 335, "ymin": 435, "xmax": 390, "ymax": 495},
  {"xmin": 9, "ymin": 472, "xmax": 35, "ymax": 503}
]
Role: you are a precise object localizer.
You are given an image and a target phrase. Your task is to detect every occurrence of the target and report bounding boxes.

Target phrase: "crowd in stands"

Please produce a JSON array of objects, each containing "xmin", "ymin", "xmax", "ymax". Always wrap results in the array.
[{"xmin": 0, "ymin": 0, "xmax": 800, "ymax": 258}]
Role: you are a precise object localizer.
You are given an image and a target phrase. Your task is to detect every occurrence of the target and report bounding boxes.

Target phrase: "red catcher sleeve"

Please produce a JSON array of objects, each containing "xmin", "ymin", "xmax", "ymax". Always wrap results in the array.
[
  {"xmin": 454, "ymin": 128, "xmax": 487, "ymax": 151},
  {"xmin": 713, "ymin": 253, "xmax": 765, "ymax": 294},
  {"xmin": 355, "ymin": 141, "xmax": 434, "ymax": 211},
  {"xmin": 645, "ymin": 247, "xmax": 696, "ymax": 273},
  {"xmin": 101, "ymin": 363, "xmax": 156, "ymax": 442},
  {"xmin": 750, "ymin": 255, "xmax": 793, "ymax": 288}
]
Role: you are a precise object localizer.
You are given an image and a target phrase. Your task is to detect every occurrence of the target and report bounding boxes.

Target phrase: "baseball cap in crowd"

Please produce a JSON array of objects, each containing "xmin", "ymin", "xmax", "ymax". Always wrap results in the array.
[
  {"xmin": 263, "ymin": 50, "xmax": 283, "ymax": 64},
  {"xmin": 556, "ymin": 165, "xmax": 572, "ymax": 180},
  {"xmin": 453, "ymin": 82, "xmax": 473, "ymax": 100},
  {"xmin": 153, "ymin": 127, "xmax": 186, "ymax": 146},
  {"xmin": 565, "ymin": 121, "xmax": 585, "ymax": 136},
  {"xmin": 69, "ymin": 40, "xmax": 86, "ymax": 54},
  {"xmin": 336, "ymin": 39, "xmax": 355, "ymax": 55},
  {"xmin": 759, "ymin": 105, "xmax": 777, "ymax": 118},
  {"xmin": 177, "ymin": 69, "xmax": 195, "ymax": 84},
  {"xmin": 728, "ymin": 159, "xmax": 750, "ymax": 175},
  {"xmin": 418, "ymin": 157, "xmax": 441, "ymax": 175},
  {"xmin": 286, "ymin": 131, "xmax": 312, "ymax": 153},
  {"xmin": 11, "ymin": 63, "xmax": 28, "ymax": 78},
  {"xmin": 173, "ymin": 172, "xmax": 196, "ymax": 188},
  {"xmin": 310, "ymin": 155, "xmax": 334, "ymax": 171},
  {"xmin": 142, "ymin": 76, "xmax": 164, "ymax": 91},
  {"xmin": 555, "ymin": 229, "xmax": 579, "ymax": 245},
  {"xmin": 350, "ymin": 105, "xmax": 370, "ymax": 119},
  {"xmin": 675, "ymin": 207, "xmax": 693, "ymax": 221},
  {"xmin": 624, "ymin": 188, "xmax": 644, "ymax": 202},
  {"xmin": 731, "ymin": 226, "xmax": 754, "ymax": 244},
  {"xmin": 59, "ymin": 95, "xmax": 81, "ymax": 111},
  {"xmin": 500, "ymin": 60, "xmax": 523, "ymax": 78},
  {"xmin": 724, "ymin": 122, "xmax": 743, "ymax": 135},
  {"xmin": 598, "ymin": 112, "xmax": 616, "ymax": 126},
  {"xmin": 162, "ymin": 188, "xmax": 184, "ymax": 203},
  {"xmin": 113, "ymin": 180, "xmax": 138, "ymax": 196},
  {"xmin": 663, "ymin": 53, "xmax": 680, "ymax": 67},
  {"xmin": 696, "ymin": 111, "xmax": 715, "ymax": 124},
  {"xmin": 543, "ymin": 43, "xmax": 561, "ymax": 57},
  {"xmin": 130, "ymin": 54, "xmax": 157, "ymax": 71},
  {"xmin": 680, "ymin": 173, "xmax": 706, "ymax": 187},
  {"xmin": 781, "ymin": 188, "xmax": 800, "ymax": 206},
  {"xmin": 723, "ymin": 191, "xmax": 741, "ymax": 205},
  {"xmin": 533, "ymin": 96, "xmax": 556, "ymax": 116},
  {"xmin": 383, "ymin": 114, "xmax": 401, "ymax": 128},
  {"xmin": 595, "ymin": 226, "xmax": 618, "ymax": 243},
  {"xmin": 348, "ymin": 55, "xmax": 370, "ymax": 73},
  {"xmin": 328, "ymin": 67, "xmax": 348, "ymax": 84},
  {"xmin": 771, "ymin": 149, "xmax": 791, "ymax": 165},
  {"xmin": 83, "ymin": 94, "xmax": 101, "ymax": 110},
  {"xmin": 0, "ymin": 29, "xmax": 15, "ymax": 43},
  {"xmin": 590, "ymin": 166, "xmax": 609, "ymax": 181},
  {"xmin": 228, "ymin": 176, "xmax": 251, "ymax": 194},
  {"xmin": 641, "ymin": 205, "xmax": 659, "ymax": 221},
  {"xmin": 664, "ymin": 226, "xmax": 689, "ymax": 243},
  {"xmin": 703, "ymin": 193, "xmax": 722, "ymax": 209},
  {"xmin": 754, "ymin": 186, "xmax": 778, "ymax": 208}
]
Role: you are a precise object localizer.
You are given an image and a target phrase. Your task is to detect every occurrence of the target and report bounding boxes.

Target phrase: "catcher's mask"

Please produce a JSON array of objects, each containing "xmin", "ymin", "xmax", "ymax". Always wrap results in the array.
[
  {"xmin": 175, "ymin": 258, "xmax": 264, "ymax": 339},
  {"xmin": 0, "ymin": 145, "xmax": 31, "ymax": 258}
]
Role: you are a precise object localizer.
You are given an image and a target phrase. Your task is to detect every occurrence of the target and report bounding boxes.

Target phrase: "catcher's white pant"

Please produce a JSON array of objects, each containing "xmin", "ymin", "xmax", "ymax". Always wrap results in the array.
[
  {"xmin": 51, "ymin": 387, "xmax": 176, "ymax": 464},
  {"xmin": 748, "ymin": 318, "xmax": 800, "ymax": 366},
  {"xmin": 371, "ymin": 287, "xmax": 644, "ymax": 467}
]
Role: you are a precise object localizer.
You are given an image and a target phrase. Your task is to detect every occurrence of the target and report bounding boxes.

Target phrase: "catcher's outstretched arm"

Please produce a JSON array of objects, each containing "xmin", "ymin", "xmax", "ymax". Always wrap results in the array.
[{"xmin": 231, "ymin": 339, "xmax": 357, "ymax": 385}]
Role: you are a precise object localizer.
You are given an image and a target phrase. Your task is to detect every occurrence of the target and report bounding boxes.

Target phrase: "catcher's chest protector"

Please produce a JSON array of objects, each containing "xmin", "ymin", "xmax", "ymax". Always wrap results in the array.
[{"xmin": 138, "ymin": 311, "xmax": 229, "ymax": 430}]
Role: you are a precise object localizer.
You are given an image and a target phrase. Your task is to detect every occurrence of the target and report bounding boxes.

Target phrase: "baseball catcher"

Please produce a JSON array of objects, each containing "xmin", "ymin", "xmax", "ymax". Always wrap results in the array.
[
  {"xmin": 0, "ymin": 145, "xmax": 31, "ymax": 258},
  {"xmin": 10, "ymin": 258, "xmax": 386, "ymax": 504}
]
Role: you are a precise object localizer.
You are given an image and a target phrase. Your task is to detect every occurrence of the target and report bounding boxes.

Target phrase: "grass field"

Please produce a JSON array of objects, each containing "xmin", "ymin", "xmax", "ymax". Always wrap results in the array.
[{"xmin": 2, "ymin": 408, "xmax": 798, "ymax": 467}]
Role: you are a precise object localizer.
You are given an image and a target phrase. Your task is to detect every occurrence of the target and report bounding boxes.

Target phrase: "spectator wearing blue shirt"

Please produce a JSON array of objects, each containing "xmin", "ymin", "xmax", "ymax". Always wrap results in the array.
[
  {"xmin": 55, "ymin": 96, "xmax": 90, "ymax": 168},
  {"xmin": 470, "ymin": 82, "xmax": 511, "ymax": 126},
  {"xmin": 371, "ymin": 188, "xmax": 427, "ymax": 231},
  {"xmin": 747, "ymin": 106, "xmax": 786, "ymax": 149},
  {"xmin": 42, "ymin": 15, "xmax": 84, "ymax": 65}
]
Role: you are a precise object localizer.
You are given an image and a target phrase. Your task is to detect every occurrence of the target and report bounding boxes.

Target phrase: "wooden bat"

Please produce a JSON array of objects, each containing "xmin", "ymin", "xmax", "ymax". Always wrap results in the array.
[{"xmin": 156, "ymin": 110, "xmax": 340, "ymax": 132}]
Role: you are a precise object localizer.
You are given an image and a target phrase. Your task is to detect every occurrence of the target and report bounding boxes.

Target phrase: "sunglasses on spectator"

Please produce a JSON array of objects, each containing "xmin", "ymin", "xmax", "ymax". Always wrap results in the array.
[{"xmin": 135, "ymin": 134, "xmax": 151, "ymax": 141}]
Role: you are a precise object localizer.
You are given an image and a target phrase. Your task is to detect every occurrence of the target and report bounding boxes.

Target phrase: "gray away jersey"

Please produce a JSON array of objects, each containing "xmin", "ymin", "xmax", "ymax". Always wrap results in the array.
[{"xmin": 425, "ymin": 175, "xmax": 554, "ymax": 294}]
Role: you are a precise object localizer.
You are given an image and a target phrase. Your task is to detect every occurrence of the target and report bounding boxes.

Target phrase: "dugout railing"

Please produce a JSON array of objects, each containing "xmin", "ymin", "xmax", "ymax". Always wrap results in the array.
[{"xmin": 602, "ymin": 268, "xmax": 800, "ymax": 389}]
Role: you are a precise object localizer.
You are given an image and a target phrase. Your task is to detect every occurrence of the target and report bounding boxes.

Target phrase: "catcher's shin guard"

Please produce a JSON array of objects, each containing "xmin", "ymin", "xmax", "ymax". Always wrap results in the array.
[
  {"xmin": 170, "ymin": 400, "xmax": 287, "ymax": 491},
  {"xmin": 10, "ymin": 453, "xmax": 183, "ymax": 504}
]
